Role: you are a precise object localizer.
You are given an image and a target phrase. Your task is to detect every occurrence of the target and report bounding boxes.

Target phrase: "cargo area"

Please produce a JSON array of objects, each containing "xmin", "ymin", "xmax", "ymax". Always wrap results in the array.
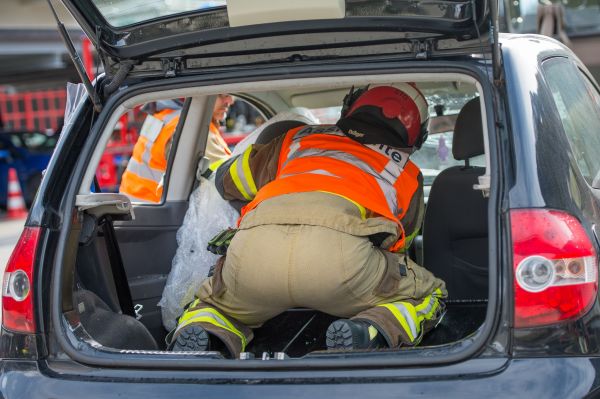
[{"xmin": 59, "ymin": 72, "xmax": 493, "ymax": 362}]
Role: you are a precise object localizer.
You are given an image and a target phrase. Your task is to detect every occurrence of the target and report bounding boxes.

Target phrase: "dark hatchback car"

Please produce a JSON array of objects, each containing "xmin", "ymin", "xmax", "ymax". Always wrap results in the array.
[{"xmin": 2, "ymin": 0, "xmax": 600, "ymax": 398}]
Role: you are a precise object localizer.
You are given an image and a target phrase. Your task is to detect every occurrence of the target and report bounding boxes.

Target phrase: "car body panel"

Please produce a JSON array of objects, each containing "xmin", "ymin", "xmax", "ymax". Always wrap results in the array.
[
  {"xmin": 502, "ymin": 34, "xmax": 600, "ymax": 356},
  {"xmin": 1, "ymin": 357, "xmax": 598, "ymax": 398}
]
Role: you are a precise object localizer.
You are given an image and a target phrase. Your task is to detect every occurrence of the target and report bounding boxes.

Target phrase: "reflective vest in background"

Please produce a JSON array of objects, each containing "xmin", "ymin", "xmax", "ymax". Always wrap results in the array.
[
  {"xmin": 120, "ymin": 108, "xmax": 180, "ymax": 203},
  {"xmin": 240, "ymin": 125, "xmax": 421, "ymax": 251}
]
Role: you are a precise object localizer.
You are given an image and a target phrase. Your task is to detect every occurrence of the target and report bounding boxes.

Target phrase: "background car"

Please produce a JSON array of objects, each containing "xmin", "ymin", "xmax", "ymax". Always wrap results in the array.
[{"xmin": 0, "ymin": 130, "xmax": 57, "ymax": 207}]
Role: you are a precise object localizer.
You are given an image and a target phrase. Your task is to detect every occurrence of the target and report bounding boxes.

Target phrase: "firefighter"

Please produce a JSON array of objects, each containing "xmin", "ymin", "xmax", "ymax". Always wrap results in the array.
[
  {"xmin": 168, "ymin": 85, "xmax": 447, "ymax": 357},
  {"xmin": 120, "ymin": 94, "xmax": 234, "ymax": 203}
]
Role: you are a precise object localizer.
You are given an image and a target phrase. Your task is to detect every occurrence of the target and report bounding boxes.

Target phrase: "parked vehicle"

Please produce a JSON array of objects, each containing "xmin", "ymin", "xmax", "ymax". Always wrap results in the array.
[
  {"xmin": 0, "ymin": 130, "xmax": 57, "ymax": 206},
  {"xmin": 2, "ymin": 0, "xmax": 600, "ymax": 397}
]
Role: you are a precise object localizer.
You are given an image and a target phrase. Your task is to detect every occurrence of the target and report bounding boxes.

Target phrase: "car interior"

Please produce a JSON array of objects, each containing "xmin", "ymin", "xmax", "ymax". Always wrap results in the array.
[{"xmin": 65, "ymin": 73, "xmax": 491, "ymax": 358}]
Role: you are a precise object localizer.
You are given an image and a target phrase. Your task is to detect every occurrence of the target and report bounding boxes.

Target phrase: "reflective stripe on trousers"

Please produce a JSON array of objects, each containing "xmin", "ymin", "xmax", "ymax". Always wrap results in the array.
[
  {"xmin": 378, "ymin": 287, "xmax": 444, "ymax": 344},
  {"xmin": 175, "ymin": 300, "xmax": 247, "ymax": 351}
]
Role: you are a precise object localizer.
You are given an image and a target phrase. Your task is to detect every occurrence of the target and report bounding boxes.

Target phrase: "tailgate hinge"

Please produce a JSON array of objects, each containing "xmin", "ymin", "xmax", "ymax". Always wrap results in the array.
[
  {"xmin": 412, "ymin": 39, "xmax": 433, "ymax": 60},
  {"xmin": 162, "ymin": 57, "xmax": 183, "ymax": 78}
]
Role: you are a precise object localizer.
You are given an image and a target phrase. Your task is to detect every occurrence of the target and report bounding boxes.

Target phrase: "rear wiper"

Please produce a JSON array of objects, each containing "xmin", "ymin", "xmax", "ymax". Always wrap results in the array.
[{"xmin": 46, "ymin": 0, "xmax": 103, "ymax": 113}]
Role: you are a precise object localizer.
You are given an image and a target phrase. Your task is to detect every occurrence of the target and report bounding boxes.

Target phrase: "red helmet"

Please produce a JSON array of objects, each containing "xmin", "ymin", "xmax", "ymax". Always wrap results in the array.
[{"xmin": 340, "ymin": 83, "xmax": 429, "ymax": 149}]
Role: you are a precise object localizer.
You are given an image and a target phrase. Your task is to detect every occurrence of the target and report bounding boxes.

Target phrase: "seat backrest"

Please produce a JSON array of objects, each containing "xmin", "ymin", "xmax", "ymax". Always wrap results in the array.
[{"xmin": 422, "ymin": 97, "xmax": 488, "ymax": 300}]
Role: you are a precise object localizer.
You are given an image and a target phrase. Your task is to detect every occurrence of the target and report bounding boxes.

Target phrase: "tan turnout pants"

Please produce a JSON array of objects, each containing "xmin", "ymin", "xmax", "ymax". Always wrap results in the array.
[{"xmin": 195, "ymin": 223, "xmax": 447, "ymax": 353}]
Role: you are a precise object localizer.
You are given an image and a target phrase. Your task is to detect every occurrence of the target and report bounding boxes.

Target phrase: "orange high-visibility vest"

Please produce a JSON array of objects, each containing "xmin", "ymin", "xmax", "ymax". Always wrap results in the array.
[
  {"xmin": 120, "ymin": 108, "xmax": 180, "ymax": 203},
  {"xmin": 240, "ymin": 125, "xmax": 421, "ymax": 251}
]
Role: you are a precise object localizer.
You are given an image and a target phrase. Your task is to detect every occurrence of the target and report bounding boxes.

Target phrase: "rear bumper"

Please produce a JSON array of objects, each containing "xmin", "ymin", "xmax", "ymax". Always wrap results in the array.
[{"xmin": 0, "ymin": 357, "xmax": 598, "ymax": 398}]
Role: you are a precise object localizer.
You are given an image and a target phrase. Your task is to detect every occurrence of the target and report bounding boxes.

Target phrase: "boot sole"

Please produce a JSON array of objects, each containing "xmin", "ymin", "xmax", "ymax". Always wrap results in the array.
[
  {"xmin": 171, "ymin": 325, "xmax": 210, "ymax": 352},
  {"xmin": 326, "ymin": 320, "xmax": 356, "ymax": 350}
]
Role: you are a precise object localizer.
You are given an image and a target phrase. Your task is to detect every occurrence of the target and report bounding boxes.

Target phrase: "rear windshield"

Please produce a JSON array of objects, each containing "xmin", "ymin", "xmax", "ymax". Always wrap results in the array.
[
  {"xmin": 308, "ymin": 91, "xmax": 482, "ymax": 186},
  {"xmin": 91, "ymin": 0, "xmax": 477, "ymax": 29},
  {"xmin": 91, "ymin": 0, "xmax": 226, "ymax": 27}
]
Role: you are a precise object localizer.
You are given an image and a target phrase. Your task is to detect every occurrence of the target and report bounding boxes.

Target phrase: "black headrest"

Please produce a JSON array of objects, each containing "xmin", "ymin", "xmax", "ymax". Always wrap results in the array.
[
  {"xmin": 452, "ymin": 97, "xmax": 484, "ymax": 160},
  {"xmin": 255, "ymin": 120, "xmax": 307, "ymax": 145}
]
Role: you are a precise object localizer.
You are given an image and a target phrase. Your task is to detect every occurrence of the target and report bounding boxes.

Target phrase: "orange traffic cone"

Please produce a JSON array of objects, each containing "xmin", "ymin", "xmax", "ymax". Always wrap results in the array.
[{"xmin": 6, "ymin": 168, "xmax": 27, "ymax": 219}]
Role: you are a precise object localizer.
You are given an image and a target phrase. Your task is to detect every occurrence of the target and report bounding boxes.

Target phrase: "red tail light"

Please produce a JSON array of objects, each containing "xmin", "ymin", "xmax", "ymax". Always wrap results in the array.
[
  {"xmin": 511, "ymin": 209, "xmax": 598, "ymax": 328},
  {"xmin": 2, "ymin": 227, "xmax": 41, "ymax": 333}
]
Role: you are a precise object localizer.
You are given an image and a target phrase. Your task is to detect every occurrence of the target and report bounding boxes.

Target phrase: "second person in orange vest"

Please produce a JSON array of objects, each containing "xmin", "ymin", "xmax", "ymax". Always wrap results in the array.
[
  {"xmin": 120, "ymin": 94, "xmax": 235, "ymax": 203},
  {"xmin": 168, "ymin": 85, "xmax": 447, "ymax": 358}
]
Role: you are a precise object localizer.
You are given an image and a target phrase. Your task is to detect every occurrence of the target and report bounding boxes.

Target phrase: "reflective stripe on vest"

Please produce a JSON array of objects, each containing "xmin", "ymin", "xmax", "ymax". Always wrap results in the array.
[
  {"xmin": 137, "ymin": 109, "xmax": 180, "ymax": 170},
  {"xmin": 240, "ymin": 125, "xmax": 420, "ymax": 250},
  {"xmin": 120, "ymin": 108, "xmax": 180, "ymax": 202},
  {"xmin": 125, "ymin": 157, "xmax": 164, "ymax": 183},
  {"xmin": 281, "ymin": 148, "xmax": 401, "ymax": 216}
]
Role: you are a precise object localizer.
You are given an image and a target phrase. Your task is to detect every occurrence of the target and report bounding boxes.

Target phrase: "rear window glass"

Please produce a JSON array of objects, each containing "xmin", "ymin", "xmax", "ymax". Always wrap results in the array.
[
  {"xmin": 91, "ymin": 0, "xmax": 477, "ymax": 28},
  {"xmin": 91, "ymin": 0, "xmax": 225, "ymax": 27},
  {"xmin": 19, "ymin": 132, "xmax": 57, "ymax": 152},
  {"xmin": 309, "ymin": 96, "xmax": 484, "ymax": 186},
  {"xmin": 543, "ymin": 57, "xmax": 600, "ymax": 188}
]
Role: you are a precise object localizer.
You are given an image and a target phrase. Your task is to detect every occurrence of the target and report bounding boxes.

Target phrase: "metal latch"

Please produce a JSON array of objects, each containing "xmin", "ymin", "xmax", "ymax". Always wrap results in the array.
[
  {"xmin": 196, "ymin": 156, "xmax": 211, "ymax": 181},
  {"xmin": 162, "ymin": 57, "xmax": 183, "ymax": 78},
  {"xmin": 474, "ymin": 174, "xmax": 490, "ymax": 198},
  {"xmin": 255, "ymin": 352, "xmax": 289, "ymax": 360},
  {"xmin": 412, "ymin": 40, "xmax": 433, "ymax": 60},
  {"xmin": 134, "ymin": 304, "xmax": 144, "ymax": 320}
]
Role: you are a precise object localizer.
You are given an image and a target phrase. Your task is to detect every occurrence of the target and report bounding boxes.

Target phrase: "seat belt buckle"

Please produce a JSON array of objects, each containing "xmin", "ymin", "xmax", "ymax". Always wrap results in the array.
[{"xmin": 196, "ymin": 156, "xmax": 211, "ymax": 181}]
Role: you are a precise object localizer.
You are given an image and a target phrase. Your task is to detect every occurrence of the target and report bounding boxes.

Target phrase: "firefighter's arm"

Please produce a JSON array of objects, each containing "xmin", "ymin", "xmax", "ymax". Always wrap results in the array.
[
  {"xmin": 400, "ymin": 171, "xmax": 425, "ymax": 248},
  {"xmin": 214, "ymin": 134, "xmax": 285, "ymax": 201}
]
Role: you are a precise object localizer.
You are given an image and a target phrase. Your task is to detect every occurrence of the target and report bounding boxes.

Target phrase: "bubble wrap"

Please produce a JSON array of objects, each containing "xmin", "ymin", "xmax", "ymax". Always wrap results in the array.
[{"xmin": 158, "ymin": 178, "xmax": 238, "ymax": 331}]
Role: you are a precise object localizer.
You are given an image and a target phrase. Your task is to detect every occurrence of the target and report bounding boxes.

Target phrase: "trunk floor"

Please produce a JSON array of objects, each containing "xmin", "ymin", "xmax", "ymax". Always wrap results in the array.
[{"xmin": 247, "ymin": 301, "xmax": 487, "ymax": 357}]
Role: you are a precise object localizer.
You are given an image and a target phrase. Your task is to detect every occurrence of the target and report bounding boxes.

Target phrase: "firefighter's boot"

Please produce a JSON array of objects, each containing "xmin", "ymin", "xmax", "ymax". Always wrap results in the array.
[
  {"xmin": 170, "ymin": 324, "xmax": 210, "ymax": 352},
  {"xmin": 326, "ymin": 319, "xmax": 387, "ymax": 350},
  {"xmin": 170, "ymin": 323, "xmax": 234, "ymax": 357},
  {"xmin": 167, "ymin": 299, "xmax": 251, "ymax": 358}
]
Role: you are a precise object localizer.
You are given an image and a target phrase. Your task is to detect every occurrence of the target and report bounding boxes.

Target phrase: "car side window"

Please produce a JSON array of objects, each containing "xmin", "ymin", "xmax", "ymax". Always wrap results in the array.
[
  {"xmin": 93, "ymin": 96, "xmax": 263, "ymax": 202},
  {"xmin": 542, "ymin": 57, "xmax": 600, "ymax": 189}
]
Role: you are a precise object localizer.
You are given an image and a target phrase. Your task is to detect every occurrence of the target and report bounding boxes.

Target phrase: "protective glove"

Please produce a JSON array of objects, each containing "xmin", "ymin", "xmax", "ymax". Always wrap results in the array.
[{"xmin": 207, "ymin": 228, "xmax": 238, "ymax": 255}]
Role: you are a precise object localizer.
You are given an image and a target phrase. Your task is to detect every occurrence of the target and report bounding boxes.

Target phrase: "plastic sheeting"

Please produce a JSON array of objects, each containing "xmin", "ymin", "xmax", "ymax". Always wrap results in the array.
[
  {"xmin": 63, "ymin": 83, "xmax": 89, "ymax": 133},
  {"xmin": 158, "ymin": 177, "xmax": 239, "ymax": 331},
  {"xmin": 159, "ymin": 110, "xmax": 319, "ymax": 331}
]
